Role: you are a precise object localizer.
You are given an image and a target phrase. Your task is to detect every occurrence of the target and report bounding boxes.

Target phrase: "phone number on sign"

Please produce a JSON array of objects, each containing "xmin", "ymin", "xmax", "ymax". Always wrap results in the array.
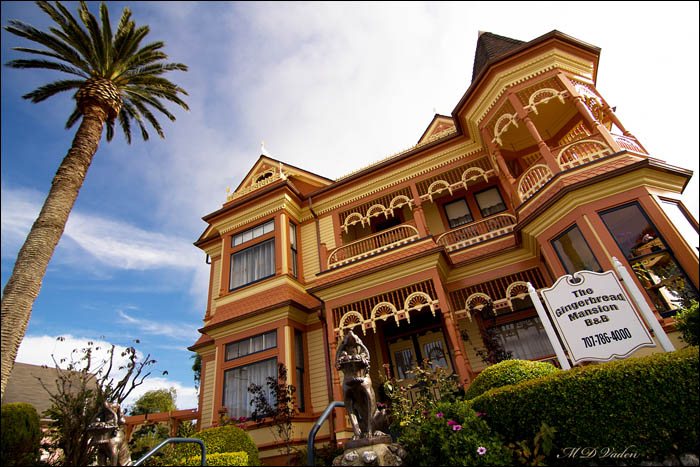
[{"xmin": 581, "ymin": 328, "xmax": 632, "ymax": 348}]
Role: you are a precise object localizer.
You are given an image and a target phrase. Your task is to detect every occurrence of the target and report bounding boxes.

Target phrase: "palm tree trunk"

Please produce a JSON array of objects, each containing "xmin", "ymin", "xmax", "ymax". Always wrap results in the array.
[{"xmin": 1, "ymin": 104, "xmax": 108, "ymax": 400}]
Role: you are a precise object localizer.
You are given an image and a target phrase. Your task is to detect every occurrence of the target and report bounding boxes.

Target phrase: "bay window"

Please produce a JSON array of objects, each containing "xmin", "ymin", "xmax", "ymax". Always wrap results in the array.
[
  {"xmin": 551, "ymin": 224, "xmax": 602, "ymax": 274},
  {"xmin": 600, "ymin": 202, "xmax": 698, "ymax": 316},
  {"xmin": 229, "ymin": 220, "xmax": 275, "ymax": 290},
  {"xmin": 222, "ymin": 358, "xmax": 277, "ymax": 419}
]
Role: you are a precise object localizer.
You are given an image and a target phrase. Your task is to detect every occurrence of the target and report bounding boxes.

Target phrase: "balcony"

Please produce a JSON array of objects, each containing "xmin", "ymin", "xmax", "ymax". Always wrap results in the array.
[
  {"xmin": 327, "ymin": 224, "xmax": 421, "ymax": 268},
  {"xmin": 435, "ymin": 213, "xmax": 517, "ymax": 252},
  {"xmin": 515, "ymin": 133, "xmax": 631, "ymax": 203}
]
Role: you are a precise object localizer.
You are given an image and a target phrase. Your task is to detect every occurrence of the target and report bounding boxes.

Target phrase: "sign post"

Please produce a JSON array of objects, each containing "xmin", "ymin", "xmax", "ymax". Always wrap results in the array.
[
  {"xmin": 611, "ymin": 257, "xmax": 675, "ymax": 352},
  {"xmin": 528, "ymin": 283, "xmax": 571, "ymax": 369},
  {"xmin": 539, "ymin": 270, "xmax": 655, "ymax": 365}
]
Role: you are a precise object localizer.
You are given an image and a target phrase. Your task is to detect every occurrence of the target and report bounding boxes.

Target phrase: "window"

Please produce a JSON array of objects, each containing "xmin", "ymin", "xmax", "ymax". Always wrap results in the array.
[
  {"xmin": 551, "ymin": 224, "xmax": 602, "ymax": 274},
  {"xmin": 289, "ymin": 223, "xmax": 298, "ymax": 277},
  {"xmin": 475, "ymin": 187, "xmax": 507, "ymax": 217},
  {"xmin": 600, "ymin": 202, "xmax": 698, "ymax": 316},
  {"xmin": 230, "ymin": 239, "xmax": 275, "ymax": 289},
  {"xmin": 294, "ymin": 330, "xmax": 305, "ymax": 412},
  {"xmin": 222, "ymin": 358, "xmax": 277, "ymax": 419},
  {"xmin": 225, "ymin": 331, "xmax": 277, "ymax": 361},
  {"xmin": 233, "ymin": 220, "xmax": 274, "ymax": 247},
  {"xmin": 488, "ymin": 317, "xmax": 555, "ymax": 360},
  {"xmin": 659, "ymin": 199, "xmax": 699, "ymax": 254},
  {"xmin": 443, "ymin": 199, "xmax": 473, "ymax": 228}
]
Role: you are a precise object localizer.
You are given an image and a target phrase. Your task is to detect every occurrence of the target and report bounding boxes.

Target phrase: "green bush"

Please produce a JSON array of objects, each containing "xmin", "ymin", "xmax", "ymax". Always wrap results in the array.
[
  {"xmin": 175, "ymin": 425, "xmax": 260, "ymax": 466},
  {"xmin": 464, "ymin": 359, "xmax": 560, "ymax": 400},
  {"xmin": 470, "ymin": 347, "xmax": 700, "ymax": 464},
  {"xmin": 397, "ymin": 400, "xmax": 512, "ymax": 466},
  {"xmin": 675, "ymin": 300, "xmax": 699, "ymax": 346},
  {"xmin": 1, "ymin": 402, "xmax": 42, "ymax": 467},
  {"xmin": 180, "ymin": 451, "xmax": 248, "ymax": 466}
]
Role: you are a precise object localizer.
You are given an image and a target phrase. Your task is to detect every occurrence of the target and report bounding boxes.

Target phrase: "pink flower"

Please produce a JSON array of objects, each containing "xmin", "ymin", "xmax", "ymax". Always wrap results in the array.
[
  {"xmin": 447, "ymin": 419, "xmax": 456, "ymax": 426},
  {"xmin": 452, "ymin": 424, "xmax": 462, "ymax": 431},
  {"xmin": 435, "ymin": 412, "xmax": 444, "ymax": 418},
  {"xmin": 477, "ymin": 446, "xmax": 487, "ymax": 456}
]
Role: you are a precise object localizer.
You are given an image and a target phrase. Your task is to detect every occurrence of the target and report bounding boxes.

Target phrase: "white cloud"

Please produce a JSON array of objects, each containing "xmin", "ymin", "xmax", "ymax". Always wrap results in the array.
[
  {"xmin": 15, "ymin": 334, "xmax": 198, "ymax": 410},
  {"xmin": 0, "ymin": 184, "xmax": 201, "ymax": 271},
  {"xmin": 117, "ymin": 309, "xmax": 199, "ymax": 342}
]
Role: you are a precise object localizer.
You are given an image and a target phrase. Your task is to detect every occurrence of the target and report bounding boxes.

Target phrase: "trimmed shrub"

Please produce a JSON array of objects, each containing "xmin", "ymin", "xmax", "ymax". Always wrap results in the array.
[
  {"xmin": 398, "ymin": 400, "xmax": 512, "ymax": 466},
  {"xmin": 464, "ymin": 359, "xmax": 560, "ymax": 400},
  {"xmin": 1, "ymin": 402, "xmax": 42, "ymax": 467},
  {"xmin": 177, "ymin": 425, "xmax": 260, "ymax": 466},
  {"xmin": 180, "ymin": 451, "xmax": 248, "ymax": 466},
  {"xmin": 470, "ymin": 347, "xmax": 700, "ymax": 464}
]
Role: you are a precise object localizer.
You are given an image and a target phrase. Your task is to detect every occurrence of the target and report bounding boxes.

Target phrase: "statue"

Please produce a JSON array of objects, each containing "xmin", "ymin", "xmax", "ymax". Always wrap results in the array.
[
  {"xmin": 88, "ymin": 401, "xmax": 131, "ymax": 466},
  {"xmin": 335, "ymin": 330, "xmax": 388, "ymax": 441}
]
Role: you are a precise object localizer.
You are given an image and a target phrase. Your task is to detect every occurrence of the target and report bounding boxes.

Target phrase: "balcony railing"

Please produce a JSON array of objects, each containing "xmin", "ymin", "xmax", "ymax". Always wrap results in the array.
[
  {"xmin": 611, "ymin": 133, "xmax": 647, "ymax": 154},
  {"xmin": 327, "ymin": 224, "xmax": 420, "ymax": 268},
  {"xmin": 556, "ymin": 138, "xmax": 613, "ymax": 170},
  {"xmin": 435, "ymin": 213, "xmax": 517, "ymax": 252},
  {"xmin": 517, "ymin": 164, "xmax": 554, "ymax": 202}
]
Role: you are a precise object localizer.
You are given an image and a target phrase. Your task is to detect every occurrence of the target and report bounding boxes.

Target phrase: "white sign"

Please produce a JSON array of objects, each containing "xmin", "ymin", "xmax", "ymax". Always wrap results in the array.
[{"xmin": 540, "ymin": 270, "xmax": 654, "ymax": 364}]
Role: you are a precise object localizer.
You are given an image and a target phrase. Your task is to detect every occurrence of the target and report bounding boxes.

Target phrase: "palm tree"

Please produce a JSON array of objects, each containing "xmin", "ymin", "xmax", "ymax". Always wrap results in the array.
[{"xmin": 1, "ymin": 1, "xmax": 189, "ymax": 399}]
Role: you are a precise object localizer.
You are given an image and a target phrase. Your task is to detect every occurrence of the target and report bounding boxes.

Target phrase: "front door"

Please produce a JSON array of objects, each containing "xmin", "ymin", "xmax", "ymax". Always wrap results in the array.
[{"xmin": 388, "ymin": 330, "xmax": 453, "ymax": 384}]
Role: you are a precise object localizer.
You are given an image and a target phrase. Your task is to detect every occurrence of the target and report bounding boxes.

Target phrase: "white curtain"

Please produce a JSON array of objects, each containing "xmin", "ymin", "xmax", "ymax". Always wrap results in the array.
[
  {"xmin": 231, "ymin": 239, "xmax": 275, "ymax": 288},
  {"xmin": 223, "ymin": 358, "xmax": 277, "ymax": 418}
]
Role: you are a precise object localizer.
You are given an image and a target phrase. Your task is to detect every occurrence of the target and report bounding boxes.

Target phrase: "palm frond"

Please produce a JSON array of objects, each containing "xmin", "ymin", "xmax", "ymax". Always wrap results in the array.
[
  {"xmin": 130, "ymin": 97, "xmax": 164, "ymax": 139},
  {"xmin": 122, "ymin": 100, "xmax": 149, "ymax": 141},
  {"xmin": 51, "ymin": 1, "xmax": 97, "ymax": 66},
  {"xmin": 5, "ymin": 20, "xmax": 87, "ymax": 71},
  {"xmin": 65, "ymin": 107, "xmax": 82, "ymax": 129},
  {"xmin": 21, "ymin": 79, "xmax": 84, "ymax": 103},
  {"xmin": 99, "ymin": 2, "xmax": 113, "ymax": 68},
  {"xmin": 117, "ymin": 107, "xmax": 132, "ymax": 144},
  {"xmin": 105, "ymin": 117, "xmax": 114, "ymax": 142},
  {"xmin": 78, "ymin": 1, "xmax": 105, "ymax": 74},
  {"xmin": 6, "ymin": 58, "xmax": 88, "ymax": 78}
]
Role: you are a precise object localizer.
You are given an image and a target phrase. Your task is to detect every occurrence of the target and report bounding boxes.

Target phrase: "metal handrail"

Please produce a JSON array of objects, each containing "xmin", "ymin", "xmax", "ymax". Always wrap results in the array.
[
  {"xmin": 307, "ymin": 401, "xmax": 345, "ymax": 466},
  {"xmin": 131, "ymin": 437, "xmax": 206, "ymax": 466}
]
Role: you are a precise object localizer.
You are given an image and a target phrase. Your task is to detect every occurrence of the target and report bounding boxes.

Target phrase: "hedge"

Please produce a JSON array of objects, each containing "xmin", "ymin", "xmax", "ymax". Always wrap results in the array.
[
  {"xmin": 176, "ymin": 425, "xmax": 260, "ymax": 466},
  {"xmin": 470, "ymin": 347, "xmax": 699, "ymax": 463},
  {"xmin": 464, "ymin": 359, "xmax": 560, "ymax": 400},
  {"xmin": 1, "ymin": 402, "xmax": 41, "ymax": 467},
  {"xmin": 180, "ymin": 451, "xmax": 248, "ymax": 466}
]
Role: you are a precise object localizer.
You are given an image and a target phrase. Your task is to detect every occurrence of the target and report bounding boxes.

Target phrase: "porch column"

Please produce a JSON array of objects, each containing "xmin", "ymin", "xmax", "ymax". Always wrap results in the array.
[
  {"xmin": 482, "ymin": 127, "xmax": 517, "ymax": 206},
  {"xmin": 431, "ymin": 275, "xmax": 474, "ymax": 386},
  {"xmin": 409, "ymin": 184, "xmax": 430, "ymax": 237},
  {"xmin": 324, "ymin": 300, "xmax": 346, "ymax": 438},
  {"xmin": 557, "ymin": 73, "xmax": 622, "ymax": 152},
  {"xmin": 507, "ymin": 92, "xmax": 560, "ymax": 174}
]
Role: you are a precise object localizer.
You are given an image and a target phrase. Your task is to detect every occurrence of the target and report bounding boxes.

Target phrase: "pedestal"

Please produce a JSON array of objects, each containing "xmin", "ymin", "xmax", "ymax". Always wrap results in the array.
[{"xmin": 332, "ymin": 438, "xmax": 407, "ymax": 466}]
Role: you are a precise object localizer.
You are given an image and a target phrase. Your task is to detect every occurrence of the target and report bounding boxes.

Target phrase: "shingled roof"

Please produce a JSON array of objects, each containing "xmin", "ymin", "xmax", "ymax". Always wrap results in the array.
[{"xmin": 472, "ymin": 31, "xmax": 525, "ymax": 82}]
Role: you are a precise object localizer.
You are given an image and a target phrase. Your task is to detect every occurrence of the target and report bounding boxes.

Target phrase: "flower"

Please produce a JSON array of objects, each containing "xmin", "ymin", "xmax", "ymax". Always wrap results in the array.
[
  {"xmin": 452, "ymin": 424, "xmax": 462, "ymax": 431},
  {"xmin": 477, "ymin": 446, "xmax": 487, "ymax": 456},
  {"xmin": 435, "ymin": 412, "xmax": 444, "ymax": 418},
  {"xmin": 447, "ymin": 419, "xmax": 457, "ymax": 426}
]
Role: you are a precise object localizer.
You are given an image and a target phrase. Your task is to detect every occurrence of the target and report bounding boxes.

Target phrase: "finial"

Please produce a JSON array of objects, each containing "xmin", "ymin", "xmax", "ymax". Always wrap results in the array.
[{"xmin": 261, "ymin": 140, "xmax": 270, "ymax": 156}]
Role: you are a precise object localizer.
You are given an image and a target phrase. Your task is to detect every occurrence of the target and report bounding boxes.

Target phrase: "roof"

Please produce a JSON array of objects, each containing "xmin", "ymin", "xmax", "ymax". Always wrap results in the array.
[
  {"xmin": 2, "ymin": 363, "xmax": 64, "ymax": 415},
  {"xmin": 471, "ymin": 31, "xmax": 525, "ymax": 82}
]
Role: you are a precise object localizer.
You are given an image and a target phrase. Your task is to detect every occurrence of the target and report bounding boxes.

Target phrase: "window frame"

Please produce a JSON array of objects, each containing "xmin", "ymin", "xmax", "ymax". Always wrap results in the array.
[
  {"xmin": 599, "ymin": 201, "xmax": 698, "ymax": 316},
  {"xmin": 224, "ymin": 330, "xmax": 278, "ymax": 362},
  {"xmin": 443, "ymin": 198, "xmax": 474, "ymax": 229},
  {"xmin": 222, "ymin": 357, "xmax": 278, "ymax": 419},
  {"xmin": 228, "ymin": 219, "xmax": 276, "ymax": 291},
  {"xmin": 551, "ymin": 223, "xmax": 603, "ymax": 274},
  {"xmin": 473, "ymin": 186, "xmax": 507, "ymax": 218}
]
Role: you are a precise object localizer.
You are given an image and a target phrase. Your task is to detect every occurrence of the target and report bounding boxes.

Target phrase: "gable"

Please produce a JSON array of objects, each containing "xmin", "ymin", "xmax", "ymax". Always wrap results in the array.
[
  {"xmin": 227, "ymin": 155, "xmax": 332, "ymax": 203},
  {"xmin": 417, "ymin": 114, "xmax": 457, "ymax": 145}
]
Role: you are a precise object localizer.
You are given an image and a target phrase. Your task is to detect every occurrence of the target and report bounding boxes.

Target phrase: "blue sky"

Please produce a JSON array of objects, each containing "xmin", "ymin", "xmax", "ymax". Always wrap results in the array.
[{"xmin": 2, "ymin": 1, "xmax": 698, "ymax": 410}]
